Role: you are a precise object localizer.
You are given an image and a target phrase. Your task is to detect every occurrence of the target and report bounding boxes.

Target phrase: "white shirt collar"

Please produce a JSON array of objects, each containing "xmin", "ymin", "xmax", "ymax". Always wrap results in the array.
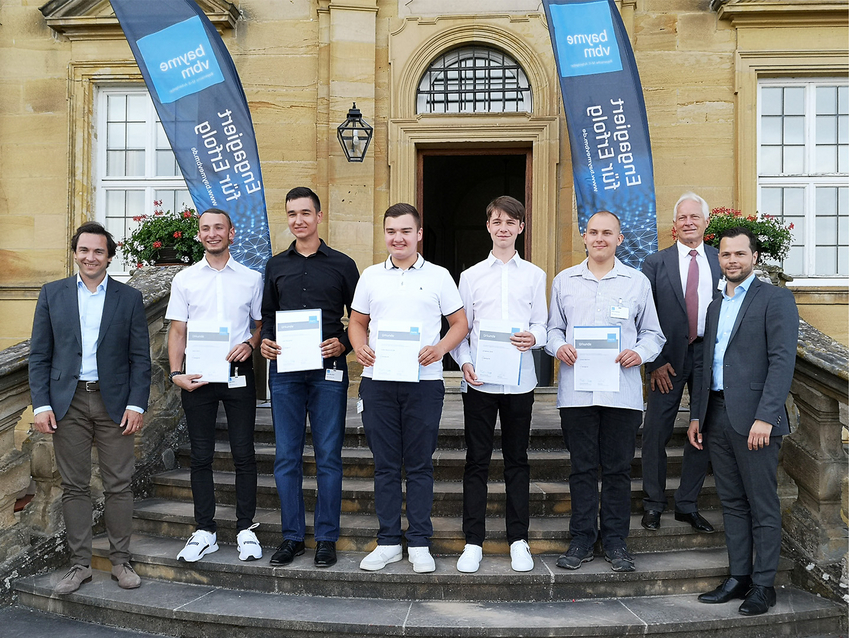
[
  {"xmin": 486, "ymin": 251, "xmax": 521, "ymax": 267},
  {"xmin": 677, "ymin": 241, "xmax": 705, "ymax": 258},
  {"xmin": 384, "ymin": 254, "xmax": 425, "ymax": 270},
  {"xmin": 76, "ymin": 273, "xmax": 108, "ymax": 293},
  {"xmin": 200, "ymin": 254, "xmax": 236, "ymax": 272}
]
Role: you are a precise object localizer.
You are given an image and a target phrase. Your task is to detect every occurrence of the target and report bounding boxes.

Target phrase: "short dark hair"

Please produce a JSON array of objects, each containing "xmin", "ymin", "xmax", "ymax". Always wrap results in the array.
[
  {"xmin": 383, "ymin": 202, "xmax": 421, "ymax": 229},
  {"xmin": 199, "ymin": 207, "xmax": 233, "ymax": 229},
  {"xmin": 286, "ymin": 187, "xmax": 321, "ymax": 212},
  {"xmin": 486, "ymin": 196, "xmax": 525, "ymax": 224},
  {"xmin": 718, "ymin": 226, "xmax": 759, "ymax": 258},
  {"xmin": 71, "ymin": 222, "xmax": 116, "ymax": 258},
  {"xmin": 587, "ymin": 210, "xmax": 622, "ymax": 233}
]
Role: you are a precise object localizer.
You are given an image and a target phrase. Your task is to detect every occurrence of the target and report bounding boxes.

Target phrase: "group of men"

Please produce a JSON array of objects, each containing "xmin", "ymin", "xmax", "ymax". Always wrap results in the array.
[{"xmin": 30, "ymin": 188, "xmax": 798, "ymax": 617}]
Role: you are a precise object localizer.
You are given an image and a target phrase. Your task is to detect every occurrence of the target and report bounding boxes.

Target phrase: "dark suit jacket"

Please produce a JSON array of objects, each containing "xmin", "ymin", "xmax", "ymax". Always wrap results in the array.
[
  {"xmin": 691, "ymin": 277, "xmax": 798, "ymax": 437},
  {"xmin": 642, "ymin": 243, "xmax": 722, "ymax": 374},
  {"xmin": 29, "ymin": 275, "xmax": 152, "ymax": 423}
]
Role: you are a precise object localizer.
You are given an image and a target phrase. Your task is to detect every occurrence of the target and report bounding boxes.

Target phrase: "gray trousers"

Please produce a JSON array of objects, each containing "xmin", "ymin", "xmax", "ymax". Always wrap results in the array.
[
  {"xmin": 705, "ymin": 393, "xmax": 781, "ymax": 587},
  {"xmin": 52, "ymin": 384, "xmax": 136, "ymax": 566}
]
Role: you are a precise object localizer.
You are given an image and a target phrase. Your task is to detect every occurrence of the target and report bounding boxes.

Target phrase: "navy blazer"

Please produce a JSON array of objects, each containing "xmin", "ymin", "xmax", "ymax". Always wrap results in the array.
[
  {"xmin": 642, "ymin": 243, "xmax": 721, "ymax": 374},
  {"xmin": 690, "ymin": 277, "xmax": 799, "ymax": 437},
  {"xmin": 29, "ymin": 275, "xmax": 152, "ymax": 423}
]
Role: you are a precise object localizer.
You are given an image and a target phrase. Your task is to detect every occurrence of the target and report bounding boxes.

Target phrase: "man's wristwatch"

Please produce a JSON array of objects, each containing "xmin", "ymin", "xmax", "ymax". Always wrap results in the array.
[{"xmin": 169, "ymin": 371, "xmax": 182, "ymax": 384}]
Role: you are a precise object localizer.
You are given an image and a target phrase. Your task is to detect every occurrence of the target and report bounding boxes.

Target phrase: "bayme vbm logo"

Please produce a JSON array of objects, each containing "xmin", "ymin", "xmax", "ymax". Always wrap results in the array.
[
  {"xmin": 137, "ymin": 16, "xmax": 225, "ymax": 104},
  {"xmin": 550, "ymin": 0, "xmax": 623, "ymax": 78}
]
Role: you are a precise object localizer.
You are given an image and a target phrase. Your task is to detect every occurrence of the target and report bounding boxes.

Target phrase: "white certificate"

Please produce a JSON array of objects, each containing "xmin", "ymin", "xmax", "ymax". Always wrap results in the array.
[
  {"xmin": 275, "ymin": 309, "xmax": 323, "ymax": 372},
  {"xmin": 185, "ymin": 321, "xmax": 231, "ymax": 383},
  {"xmin": 372, "ymin": 321, "xmax": 422, "ymax": 382},
  {"xmin": 475, "ymin": 319, "xmax": 525, "ymax": 386},
  {"xmin": 573, "ymin": 325, "xmax": 621, "ymax": 393}
]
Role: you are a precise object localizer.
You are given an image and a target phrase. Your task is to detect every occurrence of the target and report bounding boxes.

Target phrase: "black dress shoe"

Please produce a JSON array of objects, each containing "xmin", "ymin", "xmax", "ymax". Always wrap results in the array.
[
  {"xmin": 270, "ymin": 539, "xmax": 305, "ymax": 565},
  {"xmin": 314, "ymin": 541, "xmax": 337, "ymax": 567},
  {"xmin": 641, "ymin": 510, "xmax": 661, "ymax": 530},
  {"xmin": 674, "ymin": 510, "xmax": 715, "ymax": 533},
  {"xmin": 698, "ymin": 576, "xmax": 752, "ymax": 603},
  {"xmin": 739, "ymin": 585, "xmax": 776, "ymax": 616}
]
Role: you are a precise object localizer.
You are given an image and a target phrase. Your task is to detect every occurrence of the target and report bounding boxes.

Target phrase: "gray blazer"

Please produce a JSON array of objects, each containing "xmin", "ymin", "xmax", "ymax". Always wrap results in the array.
[
  {"xmin": 691, "ymin": 277, "xmax": 798, "ymax": 437},
  {"xmin": 29, "ymin": 275, "xmax": 151, "ymax": 423},
  {"xmin": 642, "ymin": 243, "xmax": 721, "ymax": 374}
]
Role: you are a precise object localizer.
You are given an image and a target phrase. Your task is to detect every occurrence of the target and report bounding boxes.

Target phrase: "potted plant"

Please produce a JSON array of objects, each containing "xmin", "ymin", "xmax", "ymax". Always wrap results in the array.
[
  {"xmin": 119, "ymin": 201, "xmax": 204, "ymax": 268},
  {"xmin": 672, "ymin": 206, "xmax": 795, "ymax": 284}
]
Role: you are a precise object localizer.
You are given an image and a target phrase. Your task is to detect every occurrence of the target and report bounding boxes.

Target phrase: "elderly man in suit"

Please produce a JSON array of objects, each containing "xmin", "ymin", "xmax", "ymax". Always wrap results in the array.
[
  {"xmin": 29, "ymin": 222, "xmax": 151, "ymax": 594},
  {"xmin": 688, "ymin": 226, "xmax": 798, "ymax": 616},
  {"xmin": 640, "ymin": 193, "xmax": 721, "ymax": 533}
]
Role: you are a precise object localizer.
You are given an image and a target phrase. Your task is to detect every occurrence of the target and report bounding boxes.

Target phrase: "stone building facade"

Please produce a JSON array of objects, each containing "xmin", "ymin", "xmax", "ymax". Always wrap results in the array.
[{"xmin": 0, "ymin": 0, "xmax": 847, "ymax": 349}]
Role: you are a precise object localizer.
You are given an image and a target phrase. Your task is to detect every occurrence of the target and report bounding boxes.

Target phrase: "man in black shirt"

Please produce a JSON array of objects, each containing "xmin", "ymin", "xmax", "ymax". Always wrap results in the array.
[{"xmin": 260, "ymin": 187, "xmax": 360, "ymax": 567}]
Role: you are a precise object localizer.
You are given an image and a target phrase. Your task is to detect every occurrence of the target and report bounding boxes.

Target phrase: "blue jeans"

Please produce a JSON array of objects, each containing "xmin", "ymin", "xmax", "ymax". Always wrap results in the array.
[{"xmin": 269, "ymin": 358, "xmax": 347, "ymax": 542}]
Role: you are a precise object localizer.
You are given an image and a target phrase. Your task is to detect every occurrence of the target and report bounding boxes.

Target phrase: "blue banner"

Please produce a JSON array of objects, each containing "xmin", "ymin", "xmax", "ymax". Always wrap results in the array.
[
  {"xmin": 543, "ymin": 0, "xmax": 657, "ymax": 268},
  {"xmin": 109, "ymin": 0, "xmax": 271, "ymax": 273}
]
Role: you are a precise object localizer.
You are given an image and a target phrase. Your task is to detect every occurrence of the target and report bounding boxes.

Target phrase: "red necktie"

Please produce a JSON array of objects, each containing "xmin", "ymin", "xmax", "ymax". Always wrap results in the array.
[{"xmin": 686, "ymin": 249, "xmax": 699, "ymax": 343}]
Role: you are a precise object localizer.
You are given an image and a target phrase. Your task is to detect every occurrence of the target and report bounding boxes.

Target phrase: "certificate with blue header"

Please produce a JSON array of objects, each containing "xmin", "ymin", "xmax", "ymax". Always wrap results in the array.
[
  {"xmin": 573, "ymin": 325, "xmax": 621, "ymax": 392},
  {"xmin": 185, "ymin": 320, "xmax": 231, "ymax": 383},
  {"xmin": 276, "ymin": 309, "xmax": 323, "ymax": 372},
  {"xmin": 373, "ymin": 321, "xmax": 422, "ymax": 382},
  {"xmin": 475, "ymin": 319, "xmax": 525, "ymax": 386}
]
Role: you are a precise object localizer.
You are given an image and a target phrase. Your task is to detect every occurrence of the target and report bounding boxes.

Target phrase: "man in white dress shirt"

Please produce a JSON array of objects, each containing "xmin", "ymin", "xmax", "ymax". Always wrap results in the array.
[
  {"xmin": 166, "ymin": 208, "xmax": 263, "ymax": 563},
  {"xmin": 450, "ymin": 196, "xmax": 547, "ymax": 574},
  {"xmin": 546, "ymin": 211, "xmax": 665, "ymax": 573}
]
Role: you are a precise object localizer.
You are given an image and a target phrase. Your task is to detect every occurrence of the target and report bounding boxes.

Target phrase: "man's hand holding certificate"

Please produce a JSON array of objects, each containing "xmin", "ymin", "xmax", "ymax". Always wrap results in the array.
[
  {"xmin": 372, "ymin": 321, "xmax": 422, "ymax": 382},
  {"xmin": 474, "ymin": 319, "xmax": 526, "ymax": 386},
  {"xmin": 185, "ymin": 321, "xmax": 232, "ymax": 383},
  {"xmin": 275, "ymin": 309, "xmax": 323, "ymax": 372}
]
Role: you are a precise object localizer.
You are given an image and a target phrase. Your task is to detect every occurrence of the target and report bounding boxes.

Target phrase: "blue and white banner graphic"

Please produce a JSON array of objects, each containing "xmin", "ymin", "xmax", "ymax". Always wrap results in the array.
[
  {"xmin": 110, "ymin": 0, "xmax": 271, "ymax": 273},
  {"xmin": 543, "ymin": 0, "xmax": 657, "ymax": 267}
]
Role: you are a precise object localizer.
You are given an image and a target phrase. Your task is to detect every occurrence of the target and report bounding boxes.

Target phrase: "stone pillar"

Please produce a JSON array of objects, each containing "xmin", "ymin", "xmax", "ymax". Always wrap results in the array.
[{"xmin": 326, "ymin": 0, "xmax": 378, "ymax": 272}]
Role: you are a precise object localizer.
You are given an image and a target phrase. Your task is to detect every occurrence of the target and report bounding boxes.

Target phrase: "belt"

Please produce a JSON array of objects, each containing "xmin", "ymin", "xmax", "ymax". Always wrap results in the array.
[
  {"xmin": 690, "ymin": 336, "xmax": 703, "ymax": 345},
  {"xmin": 78, "ymin": 380, "xmax": 100, "ymax": 392},
  {"xmin": 710, "ymin": 390, "xmax": 724, "ymax": 399}
]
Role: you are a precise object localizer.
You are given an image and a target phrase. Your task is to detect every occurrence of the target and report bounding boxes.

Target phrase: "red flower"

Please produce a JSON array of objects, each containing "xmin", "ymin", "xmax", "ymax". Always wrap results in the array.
[
  {"xmin": 153, "ymin": 200, "xmax": 162, "ymax": 206},
  {"xmin": 153, "ymin": 241, "xmax": 162, "ymax": 248},
  {"xmin": 747, "ymin": 215, "xmax": 756, "ymax": 221},
  {"xmin": 136, "ymin": 262, "xmax": 143, "ymax": 268},
  {"xmin": 132, "ymin": 216, "xmax": 141, "ymax": 222},
  {"xmin": 155, "ymin": 209, "xmax": 163, "ymax": 216},
  {"xmin": 705, "ymin": 233, "xmax": 715, "ymax": 241},
  {"xmin": 183, "ymin": 210, "xmax": 191, "ymax": 218},
  {"xmin": 173, "ymin": 231, "xmax": 182, "ymax": 238},
  {"xmin": 788, "ymin": 223, "xmax": 794, "ymax": 230}
]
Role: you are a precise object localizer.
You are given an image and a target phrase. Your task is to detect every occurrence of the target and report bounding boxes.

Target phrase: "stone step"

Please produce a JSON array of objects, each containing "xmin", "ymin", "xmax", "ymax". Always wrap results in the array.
[
  {"xmin": 178, "ymin": 441, "xmax": 691, "ymax": 481},
  {"xmin": 16, "ymin": 569, "xmax": 847, "ymax": 638},
  {"xmin": 92, "ymin": 533, "xmax": 780, "ymax": 601},
  {"xmin": 150, "ymin": 469, "xmax": 722, "ymax": 517},
  {"xmin": 130, "ymin": 498, "xmax": 727, "ymax": 554},
  {"xmin": 231, "ymin": 398, "xmax": 695, "ymax": 449}
]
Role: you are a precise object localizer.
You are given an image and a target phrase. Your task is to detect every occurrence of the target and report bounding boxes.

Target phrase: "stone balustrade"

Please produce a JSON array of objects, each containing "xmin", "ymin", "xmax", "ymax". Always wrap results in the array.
[{"xmin": 0, "ymin": 266, "xmax": 186, "ymax": 603}]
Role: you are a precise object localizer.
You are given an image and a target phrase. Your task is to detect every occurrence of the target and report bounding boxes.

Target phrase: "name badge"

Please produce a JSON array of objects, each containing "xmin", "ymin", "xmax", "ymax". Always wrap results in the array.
[
  {"xmin": 611, "ymin": 305, "xmax": 629, "ymax": 319},
  {"xmin": 325, "ymin": 368, "xmax": 344, "ymax": 383},
  {"xmin": 356, "ymin": 398, "xmax": 364, "ymax": 413},
  {"xmin": 228, "ymin": 375, "xmax": 247, "ymax": 389},
  {"xmin": 459, "ymin": 379, "xmax": 468, "ymax": 393}
]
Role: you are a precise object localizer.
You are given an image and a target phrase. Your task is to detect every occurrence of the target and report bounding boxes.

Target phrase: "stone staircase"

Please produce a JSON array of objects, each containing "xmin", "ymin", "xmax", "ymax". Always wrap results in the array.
[{"xmin": 14, "ymin": 390, "xmax": 848, "ymax": 637}]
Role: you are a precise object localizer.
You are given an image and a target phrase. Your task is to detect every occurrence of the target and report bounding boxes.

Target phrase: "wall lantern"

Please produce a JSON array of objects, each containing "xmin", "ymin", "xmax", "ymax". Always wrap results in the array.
[{"xmin": 336, "ymin": 103, "xmax": 373, "ymax": 162}]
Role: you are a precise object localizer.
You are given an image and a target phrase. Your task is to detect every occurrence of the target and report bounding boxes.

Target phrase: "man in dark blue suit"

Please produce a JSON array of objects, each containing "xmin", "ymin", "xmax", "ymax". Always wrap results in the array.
[
  {"xmin": 689, "ymin": 226, "xmax": 798, "ymax": 616},
  {"xmin": 641, "ymin": 193, "xmax": 720, "ymax": 533},
  {"xmin": 29, "ymin": 222, "xmax": 151, "ymax": 594}
]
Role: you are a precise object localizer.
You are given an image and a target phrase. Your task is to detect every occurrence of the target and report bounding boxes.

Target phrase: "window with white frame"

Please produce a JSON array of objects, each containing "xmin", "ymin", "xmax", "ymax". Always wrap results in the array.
[
  {"xmin": 758, "ymin": 80, "xmax": 848, "ymax": 280},
  {"xmin": 96, "ymin": 87, "xmax": 191, "ymax": 274}
]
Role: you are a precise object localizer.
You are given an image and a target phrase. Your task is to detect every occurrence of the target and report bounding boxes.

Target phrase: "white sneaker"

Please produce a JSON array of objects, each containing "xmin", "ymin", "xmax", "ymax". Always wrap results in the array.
[
  {"xmin": 359, "ymin": 544, "xmax": 403, "ymax": 571},
  {"xmin": 408, "ymin": 546, "xmax": 436, "ymax": 573},
  {"xmin": 237, "ymin": 523, "xmax": 263, "ymax": 561},
  {"xmin": 510, "ymin": 539, "xmax": 534, "ymax": 572},
  {"xmin": 456, "ymin": 544, "xmax": 483, "ymax": 573},
  {"xmin": 177, "ymin": 529, "xmax": 219, "ymax": 562}
]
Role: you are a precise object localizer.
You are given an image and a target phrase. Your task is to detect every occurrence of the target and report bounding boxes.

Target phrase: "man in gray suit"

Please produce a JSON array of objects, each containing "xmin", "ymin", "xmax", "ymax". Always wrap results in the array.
[
  {"xmin": 641, "ymin": 193, "xmax": 720, "ymax": 533},
  {"xmin": 688, "ymin": 226, "xmax": 798, "ymax": 616},
  {"xmin": 29, "ymin": 222, "xmax": 151, "ymax": 594}
]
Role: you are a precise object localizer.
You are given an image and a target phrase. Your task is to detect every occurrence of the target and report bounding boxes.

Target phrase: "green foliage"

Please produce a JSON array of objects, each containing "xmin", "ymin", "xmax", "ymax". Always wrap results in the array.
[
  {"xmin": 119, "ymin": 201, "xmax": 204, "ymax": 268},
  {"xmin": 672, "ymin": 207, "xmax": 794, "ymax": 264}
]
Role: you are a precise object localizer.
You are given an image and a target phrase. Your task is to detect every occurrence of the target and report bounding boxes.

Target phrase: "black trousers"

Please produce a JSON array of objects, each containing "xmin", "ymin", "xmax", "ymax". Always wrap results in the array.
[
  {"xmin": 182, "ymin": 361, "xmax": 257, "ymax": 533},
  {"xmin": 560, "ymin": 406, "xmax": 642, "ymax": 551},
  {"xmin": 461, "ymin": 387, "xmax": 534, "ymax": 546},
  {"xmin": 642, "ymin": 340, "xmax": 710, "ymax": 513}
]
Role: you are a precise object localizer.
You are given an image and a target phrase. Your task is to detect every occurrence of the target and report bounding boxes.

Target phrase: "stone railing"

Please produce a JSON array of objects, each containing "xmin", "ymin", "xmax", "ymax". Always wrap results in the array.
[
  {"xmin": 782, "ymin": 320, "xmax": 849, "ymax": 602},
  {"xmin": 0, "ymin": 267, "xmax": 186, "ymax": 604}
]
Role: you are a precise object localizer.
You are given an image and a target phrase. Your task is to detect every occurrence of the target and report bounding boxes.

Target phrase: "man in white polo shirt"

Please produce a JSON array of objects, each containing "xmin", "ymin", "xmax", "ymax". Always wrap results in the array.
[
  {"xmin": 166, "ymin": 208, "xmax": 263, "ymax": 563},
  {"xmin": 450, "ymin": 195, "xmax": 547, "ymax": 574},
  {"xmin": 349, "ymin": 203, "xmax": 467, "ymax": 573}
]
